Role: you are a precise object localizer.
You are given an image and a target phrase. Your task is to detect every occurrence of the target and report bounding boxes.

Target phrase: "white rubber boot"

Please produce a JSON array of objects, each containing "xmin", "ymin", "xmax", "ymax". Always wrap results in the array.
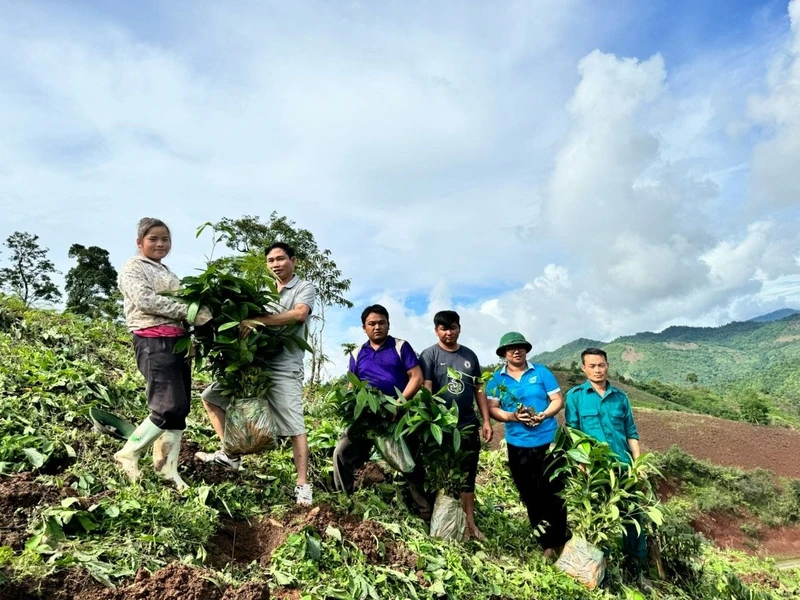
[
  {"xmin": 153, "ymin": 430, "xmax": 188, "ymax": 491},
  {"xmin": 114, "ymin": 418, "xmax": 164, "ymax": 481}
]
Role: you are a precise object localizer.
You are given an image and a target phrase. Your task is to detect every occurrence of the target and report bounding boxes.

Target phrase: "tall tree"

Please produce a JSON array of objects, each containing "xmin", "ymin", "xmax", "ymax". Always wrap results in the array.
[
  {"xmin": 0, "ymin": 231, "xmax": 61, "ymax": 306},
  {"xmin": 65, "ymin": 244, "xmax": 121, "ymax": 320},
  {"xmin": 208, "ymin": 213, "xmax": 353, "ymax": 386}
]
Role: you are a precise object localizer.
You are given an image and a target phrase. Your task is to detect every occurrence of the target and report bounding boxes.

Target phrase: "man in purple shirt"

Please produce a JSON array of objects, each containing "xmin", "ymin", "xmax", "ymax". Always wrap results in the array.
[{"xmin": 333, "ymin": 305, "xmax": 430, "ymax": 513}]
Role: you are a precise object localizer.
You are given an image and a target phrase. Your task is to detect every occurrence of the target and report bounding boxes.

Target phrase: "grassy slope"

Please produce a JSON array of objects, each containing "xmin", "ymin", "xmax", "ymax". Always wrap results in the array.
[{"xmin": 1, "ymin": 296, "xmax": 798, "ymax": 599}]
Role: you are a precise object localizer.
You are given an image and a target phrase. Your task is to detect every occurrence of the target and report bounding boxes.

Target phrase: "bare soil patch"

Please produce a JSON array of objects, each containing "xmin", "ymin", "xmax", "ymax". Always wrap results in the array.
[
  {"xmin": 635, "ymin": 408, "xmax": 800, "ymax": 478},
  {"xmin": 354, "ymin": 462, "xmax": 386, "ymax": 488},
  {"xmin": 663, "ymin": 342, "xmax": 699, "ymax": 350},
  {"xmin": 621, "ymin": 347, "xmax": 644, "ymax": 363},
  {"xmin": 0, "ymin": 473, "xmax": 76, "ymax": 550},
  {"xmin": 775, "ymin": 335, "xmax": 800, "ymax": 343},
  {"xmin": 180, "ymin": 440, "xmax": 242, "ymax": 485},
  {"xmin": 222, "ymin": 581, "xmax": 271, "ymax": 600},
  {"xmin": 1, "ymin": 564, "xmax": 270, "ymax": 600},
  {"xmin": 208, "ymin": 516, "xmax": 289, "ymax": 567},
  {"xmin": 656, "ymin": 476, "xmax": 682, "ymax": 502},
  {"xmin": 207, "ymin": 503, "xmax": 415, "ymax": 570},
  {"xmin": 691, "ymin": 510, "xmax": 800, "ymax": 559}
]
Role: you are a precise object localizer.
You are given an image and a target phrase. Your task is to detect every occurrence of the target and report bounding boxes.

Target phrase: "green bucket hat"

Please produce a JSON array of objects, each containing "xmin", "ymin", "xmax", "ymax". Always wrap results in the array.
[{"xmin": 495, "ymin": 331, "xmax": 532, "ymax": 357}]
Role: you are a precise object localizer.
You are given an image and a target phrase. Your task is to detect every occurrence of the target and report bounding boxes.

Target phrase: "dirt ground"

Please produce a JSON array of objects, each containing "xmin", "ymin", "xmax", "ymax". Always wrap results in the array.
[
  {"xmin": 207, "ymin": 502, "xmax": 416, "ymax": 570},
  {"xmin": 634, "ymin": 408, "xmax": 800, "ymax": 479},
  {"xmin": 692, "ymin": 510, "xmax": 800, "ymax": 559},
  {"xmin": 490, "ymin": 408, "xmax": 800, "ymax": 478},
  {"xmin": 0, "ymin": 473, "xmax": 77, "ymax": 550},
  {"xmin": 1, "ymin": 564, "xmax": 270, "ymax": 600},
  {"xmin": 179, "ymin": 440, "xmax": 244, "ymax": 485}
]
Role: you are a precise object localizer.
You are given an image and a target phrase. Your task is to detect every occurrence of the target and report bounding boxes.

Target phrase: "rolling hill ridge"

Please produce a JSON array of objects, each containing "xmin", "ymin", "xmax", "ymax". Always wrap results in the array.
[{"xmin": 532, "ymin": 313, "xmax": 800, "ymax": 414}]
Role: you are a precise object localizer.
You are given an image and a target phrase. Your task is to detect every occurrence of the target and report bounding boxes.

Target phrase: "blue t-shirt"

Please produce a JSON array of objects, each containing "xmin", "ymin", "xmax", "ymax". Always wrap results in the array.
[{"xmin": 485, "ymin": 363, "xmax": 561, "ymax": 448}]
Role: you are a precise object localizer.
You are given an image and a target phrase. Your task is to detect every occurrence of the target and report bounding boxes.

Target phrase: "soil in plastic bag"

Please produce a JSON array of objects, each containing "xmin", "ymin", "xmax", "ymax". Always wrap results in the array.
[
  {"xmin": 429, "ymin": 490, "xmax": 466, "ymax": 540},
  {"xmin": 223, "ymin": 398, "xmax": 278, "ymax": 456},
  {"xmin": 555, "ymin": 536, "xmax": 607, "ymax": 589},
  {"xmin": 374, "ymin": 435, "xmax": 415, "ymax": 473}
]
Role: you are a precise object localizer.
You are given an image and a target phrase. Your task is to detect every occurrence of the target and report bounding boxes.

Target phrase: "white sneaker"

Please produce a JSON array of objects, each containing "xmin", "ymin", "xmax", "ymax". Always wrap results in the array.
[
  {"xmin": 194, "ymin": 449, "xmax": 242, "ymax": 471},
  {"xmin": 295, "ymin": 483, "xmax": 313, "ymax": 506}
]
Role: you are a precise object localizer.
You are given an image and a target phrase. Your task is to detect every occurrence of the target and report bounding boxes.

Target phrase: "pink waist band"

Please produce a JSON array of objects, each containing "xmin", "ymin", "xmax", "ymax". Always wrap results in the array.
[{"xmin": 133, "ymin": 325, "xmax": 186, "ymax": 338}]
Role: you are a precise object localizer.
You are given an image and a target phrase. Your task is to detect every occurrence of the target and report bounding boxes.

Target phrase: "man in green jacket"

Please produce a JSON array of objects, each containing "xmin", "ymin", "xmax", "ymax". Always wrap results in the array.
[{"xmin": 564, "ymin": 347, "xmax": 652, "ymax": 592}]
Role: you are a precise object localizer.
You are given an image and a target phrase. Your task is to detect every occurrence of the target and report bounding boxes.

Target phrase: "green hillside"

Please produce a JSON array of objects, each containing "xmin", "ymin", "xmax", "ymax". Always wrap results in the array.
[
  {"xmin": 532, "ymin": 315, "xmax": 800, "ymax": 416},
  {"xmin": 532, "ymin": 338, "xmax": 606, "ymax": 369},
  {"xmin": 550, "ymin": 369, "xmax": 695, "ymax": 413}
]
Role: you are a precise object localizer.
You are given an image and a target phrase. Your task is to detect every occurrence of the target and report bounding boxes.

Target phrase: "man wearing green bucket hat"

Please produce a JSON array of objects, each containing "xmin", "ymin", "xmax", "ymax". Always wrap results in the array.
[{"xmin": 484, "ymin": 332, "xmax": 570, "ymax": 558}]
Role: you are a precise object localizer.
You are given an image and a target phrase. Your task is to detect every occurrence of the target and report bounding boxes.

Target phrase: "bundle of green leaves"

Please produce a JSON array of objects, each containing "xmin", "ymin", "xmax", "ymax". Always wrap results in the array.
[
  {"xmin": 395, "ymin": 387, "xmax": 469, "ymax": 497},
  {"xmin": 165, "ymin": 256, "xmax": 310, "ymax": 399},
  {"xmin": 326, "ymin": 373, "xmax": 404, "ymax": 439},
  {"xmin": 328, "ymin": 379, "xmax": 470, "ymax": 497},
  {"xmin": 550, "ymin": 426, "xmax": 664, "ymax": 549}
]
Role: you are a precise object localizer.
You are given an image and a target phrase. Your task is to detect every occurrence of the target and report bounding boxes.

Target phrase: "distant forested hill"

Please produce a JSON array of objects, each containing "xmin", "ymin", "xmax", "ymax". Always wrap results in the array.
[{"xmin": 532, "ymin": 314, "xmax": 800, "ymax": 422}]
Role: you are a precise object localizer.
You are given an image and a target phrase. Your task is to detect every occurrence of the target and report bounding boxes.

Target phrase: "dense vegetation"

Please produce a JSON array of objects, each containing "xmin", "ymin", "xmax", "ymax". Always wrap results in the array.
[{"xmin": 1, "ymin": 296, "xmax": 799, "ymax": 599}]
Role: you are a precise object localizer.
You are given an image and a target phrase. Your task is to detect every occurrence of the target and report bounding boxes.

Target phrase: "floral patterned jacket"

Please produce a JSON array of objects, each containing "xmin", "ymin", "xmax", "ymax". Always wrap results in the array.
[{"xmin": 118, "ymin": 254, "xmax": 187, "ymax": 331}]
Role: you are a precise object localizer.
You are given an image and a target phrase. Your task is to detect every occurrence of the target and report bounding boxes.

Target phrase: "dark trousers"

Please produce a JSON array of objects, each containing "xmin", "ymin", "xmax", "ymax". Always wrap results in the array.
[
  {"xmin": 623, "ymin": 515, "xmax": 648, "ymax": 559},
  {"xmin": 132, "ymin": 335, "xmax": 192, "ymax": 430},
  {"xmin": 507, "ymin": 443, "xmax": 570, "ymax": 549},
  {"xmin": 333, "ymin": 430, "xmax": 434, "ymax": 516},
  {"xmin": 460, "ymin": 425, "xmax": 481, "ymax": 493}
]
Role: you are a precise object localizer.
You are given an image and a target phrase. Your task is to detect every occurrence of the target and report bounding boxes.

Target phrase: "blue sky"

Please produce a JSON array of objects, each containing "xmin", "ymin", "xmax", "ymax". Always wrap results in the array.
[{"xmin": 2, "ymin": 0, "xmax": 800, "ymax": 374}]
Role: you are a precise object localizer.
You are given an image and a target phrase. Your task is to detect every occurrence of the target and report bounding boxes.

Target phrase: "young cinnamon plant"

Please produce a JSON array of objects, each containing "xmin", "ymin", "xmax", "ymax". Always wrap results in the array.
[
  {"xmin": 164, "ymin": 255, "xmax": 311, "ymax": 399},
  {"xmin": 550, "ymin": 426, "xmax": 664, "ymax": 549}
]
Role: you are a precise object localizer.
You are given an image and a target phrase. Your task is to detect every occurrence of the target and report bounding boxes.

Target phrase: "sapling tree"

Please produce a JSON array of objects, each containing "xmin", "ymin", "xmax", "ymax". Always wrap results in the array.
[{"xmin": 550, "ymin": 426, "xmax": 663, "ymax": 549}]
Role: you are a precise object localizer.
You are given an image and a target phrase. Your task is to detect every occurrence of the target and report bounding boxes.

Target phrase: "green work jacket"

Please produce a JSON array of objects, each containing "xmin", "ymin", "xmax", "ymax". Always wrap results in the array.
[{"xmin": 565, "ymin": 379, "xmax": 639, "ymax": 464}]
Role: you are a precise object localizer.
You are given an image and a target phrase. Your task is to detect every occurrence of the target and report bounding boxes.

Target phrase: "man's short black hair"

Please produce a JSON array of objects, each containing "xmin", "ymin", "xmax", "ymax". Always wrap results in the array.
[
  {"xmin": 265, "ymin": 241, "xmax": 295, "ymax": 258},
  {"xmin": 581, "ymin": 347, "xmax": 608, "ymax": 364},
  {"xmin": 433, "ymin": 310, "xmax": 460, "ymax": 329},
  {"xmin": 361, "ymin": 304, "xmax": 389, "ymax": 325}
]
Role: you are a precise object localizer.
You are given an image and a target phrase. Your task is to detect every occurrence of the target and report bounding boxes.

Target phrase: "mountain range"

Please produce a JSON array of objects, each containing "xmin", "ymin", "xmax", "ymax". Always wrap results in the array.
[{"xmin": 531, "ymin": 309, "xmax": 800, "ymax": 409}]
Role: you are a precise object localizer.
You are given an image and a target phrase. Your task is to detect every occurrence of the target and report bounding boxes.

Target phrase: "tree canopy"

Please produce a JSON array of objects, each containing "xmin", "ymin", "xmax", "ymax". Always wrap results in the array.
[
  {"xmin": 65, "ymin": 244, "xmax": 120, "ymax": 320},
  {"xmin": 0, "ymin": 231, "xmax": 61, "ymax": 306}
]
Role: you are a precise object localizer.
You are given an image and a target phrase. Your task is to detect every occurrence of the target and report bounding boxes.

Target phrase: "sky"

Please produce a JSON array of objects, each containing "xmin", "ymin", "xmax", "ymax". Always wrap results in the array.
[{"xmin": 2, "ymin": 0, "xmax": 800, "ymax": 376}]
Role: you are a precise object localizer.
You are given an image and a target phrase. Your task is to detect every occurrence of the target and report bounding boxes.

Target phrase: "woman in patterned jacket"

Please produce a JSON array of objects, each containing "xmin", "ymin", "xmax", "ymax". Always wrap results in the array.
[{"xmin": 115, "ymin": 217, "xmax": 210, "ymax": 490}]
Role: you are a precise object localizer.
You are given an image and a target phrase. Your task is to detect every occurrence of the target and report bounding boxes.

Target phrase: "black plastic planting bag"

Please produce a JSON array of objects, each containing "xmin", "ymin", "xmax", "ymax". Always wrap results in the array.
[{"xmin": 222, "ymin": 397, "xmax": 278, "ymax": 456}]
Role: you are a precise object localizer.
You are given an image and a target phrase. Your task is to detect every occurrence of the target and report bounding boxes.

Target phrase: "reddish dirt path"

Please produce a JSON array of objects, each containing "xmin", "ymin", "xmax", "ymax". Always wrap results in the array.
[{"xmin": 491, "ymin": 408, "xmax": 800, "ymax": 478}]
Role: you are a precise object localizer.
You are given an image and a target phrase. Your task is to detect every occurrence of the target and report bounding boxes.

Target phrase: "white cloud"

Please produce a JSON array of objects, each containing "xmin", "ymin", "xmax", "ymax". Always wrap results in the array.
[
  {"xmin": 747, "ymin": 0, "xmax": 800, "ymax": 210},
  {"xmin": 2, "ymin": 1, "xmax": 800, "ymax": 376}
]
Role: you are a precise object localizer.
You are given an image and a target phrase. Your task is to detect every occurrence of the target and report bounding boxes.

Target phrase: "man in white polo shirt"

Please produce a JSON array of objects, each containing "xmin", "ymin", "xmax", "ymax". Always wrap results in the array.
[{"xmin": 197, "ymin": 242, "xmax": 316, "ymax": 506}]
